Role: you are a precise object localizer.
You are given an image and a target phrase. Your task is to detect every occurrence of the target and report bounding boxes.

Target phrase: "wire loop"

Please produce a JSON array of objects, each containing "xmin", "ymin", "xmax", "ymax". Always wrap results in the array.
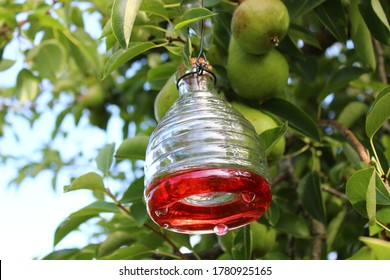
[
  {"xmin": 176, "ymin": 68, "xmax": 217, "ymax": 89},
  {"xmin": 176, "ymin": 0, "xmax": 217, "ymax": 88}
]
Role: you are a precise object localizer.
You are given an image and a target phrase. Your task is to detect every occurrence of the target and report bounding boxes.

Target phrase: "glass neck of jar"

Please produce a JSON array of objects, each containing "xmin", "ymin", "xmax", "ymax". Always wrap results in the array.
[{"xmin": 176, "ymin": 71, "xmax": 216, "ymax": 96}]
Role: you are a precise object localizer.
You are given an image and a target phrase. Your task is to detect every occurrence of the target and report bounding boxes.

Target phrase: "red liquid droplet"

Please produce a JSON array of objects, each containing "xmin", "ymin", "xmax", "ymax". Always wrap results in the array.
[{"xmin": 145, "ymin": 168, "xmax": 271, "ymax": 234}]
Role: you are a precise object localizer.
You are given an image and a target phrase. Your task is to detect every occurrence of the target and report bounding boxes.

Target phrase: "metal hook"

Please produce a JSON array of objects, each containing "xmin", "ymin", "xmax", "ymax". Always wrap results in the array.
[
  {"xmin": 176, "ymin": 0, "xmax": 217, "ymax": 88},
  {"xmin": 196, "ymin": 0, "xmax": 207, "ymax": 76}
]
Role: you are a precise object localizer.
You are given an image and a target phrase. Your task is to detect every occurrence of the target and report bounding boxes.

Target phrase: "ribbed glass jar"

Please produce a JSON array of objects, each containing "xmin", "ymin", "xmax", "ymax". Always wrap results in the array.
[{"xmin": 144, "ymin": 63, "xmax": 271, "ymax": 235}]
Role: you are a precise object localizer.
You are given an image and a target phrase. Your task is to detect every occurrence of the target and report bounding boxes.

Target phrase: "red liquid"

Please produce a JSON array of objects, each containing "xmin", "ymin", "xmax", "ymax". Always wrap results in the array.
[{"xmin": 145, "ymin": 168, "xmax": 271, "ymax": 234}]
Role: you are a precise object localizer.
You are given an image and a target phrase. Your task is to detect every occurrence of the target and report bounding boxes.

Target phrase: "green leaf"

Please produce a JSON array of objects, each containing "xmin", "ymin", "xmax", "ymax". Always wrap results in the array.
[
  {"xmin": 115, "ymin": 135, "xmax": 150, "ymax": 161},
  {"xmin": 259, "ymin": 122, "xmax": 288, "ymax": 155},
  {"xmin": 283, "ymin": 0, "xmax": 325, "ymax": 19},
  {"xmin": 165, "ymin": 45, "xmax": 184, "ymax": 56},
  {"xmin": 174, "ymin": 8, "xmax": 217, "ymax": 30},
  {"xmin": 326, "ymin": 208, "xmax": 346, "ymax": 250},
  {"xmin": 366, "ymin": 167, "xmax": 377, "ymax": 226},
  {"xmin": 69, "ymin": 201, "xmax": 119, "ymax": 218},
  {"xmin": 138, "ymin": 231, "xmax": 165, "ymax": 250},
  {"xmin": 102, "ymin": 42, "xmax": 164, "ymax": 79},
  {"xmin": 0, "ymin": 59, "xmax": 15, "ymax": 71},
  {"xmin": 276, "ymin": 213, "xmax": 310, "ymax": 238},
  {"xmin": 360, "ymin": 237, "xmax": 390, "ymax": 260},
  {"xmin": 369, "ymin": 223, "xmax": 384, "ymax": 236},
  {"xmin": 342, "ymin": 142, "xmax": 362, "ymax": 169},
  {"xmin": 231, "ymin": 226, "xmax": 252, "ymax": 260},
  {"xmin": 43, "ymin": 249, "xmax": 80, "ymax": 260},
  {"xmin": 265, "ymin": 201, "xmax": 280, "ymax": 227},
  {"xmin": 29, "ymin": 39, "xmax": 67, "ymax": 79},
  {"xmin": 350, "ymin": 79, "xmax": 388, "ymax": 94},
  {"xmin": 346, "ymin": 167, "xmax": 390, "ymax": 219},
  {"xmin": 51, "ymin": 107, "xmax": 72, "ymax": 139},
  {"xmin": 64, "ymin": 172, "xmax": 106, "ymax": 193},
  {"xmin": 288, "ymin": 24, "xmax": 321, "ymax": 49},
  {"xmin": 376, "ymin": 181, "xmax": 390, "ymax": 206},
  {"xmin": 120, "ymin": 177, "xmax": 145, "ymax": 203},
  {"xmin": 212, "ymin": 11, "xmax": 232, "ymax": 49},
  {"xmin": 350, "ymin": 0, "xmax": 377, "ymax": 70},
  {"xmin": 194, "ymin": 235, "xmax": 218, "ymax": 251},
  {"xmin": 359, "ymin": 0, "xmax": 390, "ymax": 45},
  {"xmin": 318, "ymin": 67, "xmax": 368, "ymax": 103},
  {"xmin": 366, "ymin": 86, "xmax": 390, "ymax": 139},
  {"xmin": 70, "ymin": 5, "xmax": 84, "ymax": 28},
  {"xmin": 181, "ymin": 36, "xmax": 192, "ymax": 69},
  {"xmin": 130, "ymin": 201, "xmax": 148, "ymax": 226},
  {"xmin": 278, "ymin": 33, "xmax": 304, "ymax": 58},
  {"xmin": 376, "ymin": 207, "xmax": 390, "ymax": 224},
  {"xmin": 165, "ymin": 230, "xmax": 192, "ymax": 249},
  {"xmin": 28, "ymin": 13, "xmax": 64, "ymax": 30},
  {"xmin": 0, "ymin": 7, "xmax": 17, "ymax": 26},
  {"xmin": 371, "ymin": 0, "xmax": 390, "ymax": 29},
  {"xmin": 314, "ymin": 0, "xmax": 347, "ymax": 43},
  {"xmin": 298, "ymin": 171, "xmax": 326, "ymax": 224},
  {"xmin": 337, "ymin": 101, "xmax": 368, "ymax": 128},
  {"xmin": 95, "ymin": 143, "xmax": 115, "ymax": 175},
  {"xmin": 261, "ymin": 98, "xmax": 321, "ymax": 142},
  {"xmin": 111, "ymin": 0, "xmax": 143, "ymax": 49},
  {"xmin": 348, "ymin": 246, "xmax": 376, "ymax": 260},
  {"xmin": 15, "ymin": 69, "xmax": 40, "ymax": 103},
  {"xmin": 65, "ymin": 29, "xmax": 103, "ymax": 76},
  {"xmin": 146, "ymin": 64, "xmax": 177, "ymax": 90},
  {"xmin": 100, "ymin": 18, "xmax": 113, "ymax": 39},
  {"xmin": 54, "ymin": 215, "xmax": 96, "ymax": 246},
  {"xmin": 140, "ymin": 0, "xmax": 168, "ymax": 20},
  {"xmin": 100, "ymin": 244, "xmax": 152, "ymax": 260},
  {"xmin": 72, "ymin": 245, "xmax": 99, "ymax": 260},
  {"xmin": 97, "ymin": 231, "xmax": 135, "ymax": 258}
]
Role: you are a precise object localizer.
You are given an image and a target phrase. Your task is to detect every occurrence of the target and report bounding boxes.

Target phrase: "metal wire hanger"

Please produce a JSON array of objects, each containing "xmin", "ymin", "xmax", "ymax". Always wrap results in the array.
[{"xmin": 176, "ymin": 0, "xmax": 217, "ymax": 88}]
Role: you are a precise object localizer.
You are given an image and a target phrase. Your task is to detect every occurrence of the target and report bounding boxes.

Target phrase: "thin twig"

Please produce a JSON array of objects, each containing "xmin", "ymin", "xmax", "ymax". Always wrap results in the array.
[
  {"xmin": 317, "ymin": 120, "xmax": 370, "ymax": 164},
  {"xmin": 373, "ymin": 39, "xmax": 388, "ymax": 84},
  {"xmin": 270, "ymin": 171, "xmax": 289, "ymax": 187},
  {"xmin": 321, "ymin": 185, "xmax": 348, "ymax": 201},
  {"xmin": 105, "ymin": 188, "xmax": 132, "ymax": 215},
  {"xmin": 310, "ymin": 218, "xmax": 327, "ymax": 260},
  {"xmin": 105, "ymin": 188, "xmax": 186, "ymax": 259},
  {"xmin": 143, "ymin": 223, "xmax": 188, "ymax": 259}
]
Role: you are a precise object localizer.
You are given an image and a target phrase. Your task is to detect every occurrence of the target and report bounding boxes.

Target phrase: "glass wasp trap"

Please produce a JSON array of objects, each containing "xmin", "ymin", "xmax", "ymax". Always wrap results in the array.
[{"xmin": 143, "ymin": 58, "xmax": 272, "ymax": 235}]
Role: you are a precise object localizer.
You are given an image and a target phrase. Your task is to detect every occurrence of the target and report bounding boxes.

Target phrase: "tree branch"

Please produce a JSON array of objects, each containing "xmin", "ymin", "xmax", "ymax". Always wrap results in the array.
[
  {"xmin": 373, "ymin": 39, "xmax": 388, "ymax": 84},
  {"xmin": 105, "ymin": 188, "xmax": 187, "ymax": 259},
  {"xmin": 317, "ymin": 120, "xmax": 370, "ymax": 164},
  {"xmin": 321, "ymin": 185, "xmax": 348, "ymax": 201},
  {"xmin": 310, "ymin": 218, "xmax": 327, "ymax": 260},
  {"xmin": 143, "ymin": 223, "xmax": 189, "ymax": 259}
]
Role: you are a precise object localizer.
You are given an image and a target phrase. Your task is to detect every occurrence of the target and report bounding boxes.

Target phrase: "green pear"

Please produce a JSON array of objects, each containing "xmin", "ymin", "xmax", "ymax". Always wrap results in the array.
[
  {"xmin": 232, "ymin": 102, "xmax": 285, "ymax": 165},
  {"xmin": 206, "ymin": 43, "xmax": 228, "ymax": 67},
  {"xmin": 250, "ymin": 222, "xmax": 276, "ymax": 258},
  {"xmin": 232, "ymin": 0, "xmax": 289, "ymax": 55},
  {"xmin": 153, "ymin": 74, "xmax": 179, "ymax": 122},
  {"xmin": 227, "ymin": 37, "xmax": 289, "ymax": 101}
]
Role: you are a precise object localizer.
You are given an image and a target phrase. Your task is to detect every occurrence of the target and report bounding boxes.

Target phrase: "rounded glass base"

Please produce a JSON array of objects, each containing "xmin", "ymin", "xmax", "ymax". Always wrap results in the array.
[{"xmin": 145, "ymin": 167, "xmax": 271, "ymax": 235}]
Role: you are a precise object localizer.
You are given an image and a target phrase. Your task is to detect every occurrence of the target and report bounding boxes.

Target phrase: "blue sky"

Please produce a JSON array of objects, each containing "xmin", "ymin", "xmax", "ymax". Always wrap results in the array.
[{"xmin": 0, "ymin": 6, "xmax": 116, "ymax": 259}]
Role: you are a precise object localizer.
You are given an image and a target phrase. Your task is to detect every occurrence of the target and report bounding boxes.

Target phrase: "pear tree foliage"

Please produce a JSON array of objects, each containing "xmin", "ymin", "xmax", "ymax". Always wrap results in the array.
[{"xmin": 0, "ymin": 0, "xmax": 390, "ymax": 260}]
